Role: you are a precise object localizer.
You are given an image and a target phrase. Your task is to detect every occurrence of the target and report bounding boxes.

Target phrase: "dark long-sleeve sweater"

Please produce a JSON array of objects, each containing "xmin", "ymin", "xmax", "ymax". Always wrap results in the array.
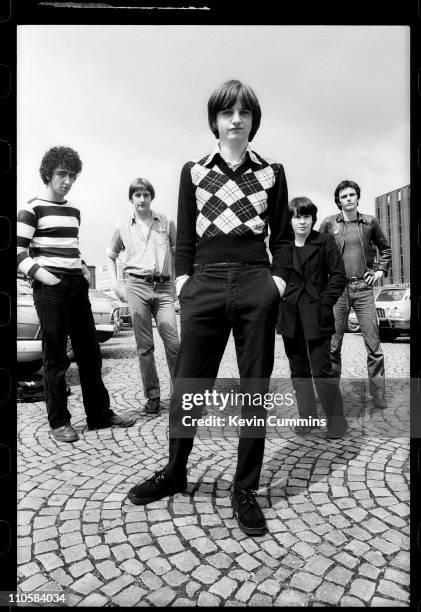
[{"xmin": 175, "ymin": 149, "xmax": 293, "ymax": 280}]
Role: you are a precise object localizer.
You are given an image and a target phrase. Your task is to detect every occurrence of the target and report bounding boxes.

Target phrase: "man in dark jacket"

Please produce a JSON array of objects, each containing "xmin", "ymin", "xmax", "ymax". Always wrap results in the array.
[
  {"xmin": 319, "ymin": 180, "xmax": 391, "ymax": 410},
  {"xmin": 277, "ymin": 197, "xmax": 347, "ymax": 437}
]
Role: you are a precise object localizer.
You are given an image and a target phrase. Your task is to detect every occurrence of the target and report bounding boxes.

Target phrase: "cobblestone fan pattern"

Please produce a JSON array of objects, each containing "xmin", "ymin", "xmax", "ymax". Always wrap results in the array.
[{"xmin": 17, "ymin": 329, "xmax": 410, "ymax": 606}]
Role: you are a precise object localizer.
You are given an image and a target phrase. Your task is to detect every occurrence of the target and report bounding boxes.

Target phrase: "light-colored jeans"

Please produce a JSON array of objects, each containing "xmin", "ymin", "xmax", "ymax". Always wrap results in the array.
[
  {"xmin": 331, "ymin": 279, "xmax": 385, "ymax": 398},
  {"xmin": 126, "ymin": 278, "xmax": 180, "ymax": 399}
]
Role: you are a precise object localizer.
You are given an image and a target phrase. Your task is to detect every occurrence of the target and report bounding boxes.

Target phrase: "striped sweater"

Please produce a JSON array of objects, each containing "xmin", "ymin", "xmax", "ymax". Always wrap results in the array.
[
  {"xmin": 175, "ymin": 149, "xmax": 293, "ymax": 278},
  {"xmin": 17, "ymin": 197, "xmax": 83, "ymax": 277}
]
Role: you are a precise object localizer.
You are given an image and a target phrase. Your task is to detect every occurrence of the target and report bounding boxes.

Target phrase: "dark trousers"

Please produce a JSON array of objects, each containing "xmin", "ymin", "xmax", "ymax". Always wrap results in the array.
[
  {"xmin": 166, "ymin": 264, "xmax": 280, "ymax": 491},
  {"xmin": 33, "ymin": 274, "xmax": 113, "ymax": 429},
  {"xmin": 283, "ymin": 311, "xmax": 346, "ymax": 431}
]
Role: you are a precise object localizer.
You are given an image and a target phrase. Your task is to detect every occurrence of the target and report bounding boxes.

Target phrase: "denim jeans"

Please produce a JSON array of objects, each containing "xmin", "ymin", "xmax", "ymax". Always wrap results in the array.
[
  {"xmin": 33, "ymin": 274, "xmax": 113, "ymax": 429},
  {"xmin": 331, "ymin": 280, "xmax": 385, "ymax": 397},
  {"xmin": 126, "ymin": 278, "xmax": 180, "ymax": 400},
  {"xmin": 166, "ymin": 264, "xmax": 280, "ymax": 491}
]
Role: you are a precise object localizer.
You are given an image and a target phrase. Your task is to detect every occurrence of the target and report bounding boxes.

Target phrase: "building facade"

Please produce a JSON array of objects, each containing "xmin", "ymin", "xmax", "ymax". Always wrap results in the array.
[
  {"xmin": 96, "ymin": 262, "xmax": 127, "ymax": 295},
  {"xmin": 87, "ymin": 265, "xmax": 96, "ymax": 289},
  {"xmin": 375, "ymin": 185, "xmax": 410, "ymax": 285}
]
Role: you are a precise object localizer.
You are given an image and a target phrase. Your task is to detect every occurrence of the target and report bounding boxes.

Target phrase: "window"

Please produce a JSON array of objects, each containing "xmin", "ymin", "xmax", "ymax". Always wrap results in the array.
[{"xmin": 376, "ymin": 289, "xmax": 406, "ymax": 302}]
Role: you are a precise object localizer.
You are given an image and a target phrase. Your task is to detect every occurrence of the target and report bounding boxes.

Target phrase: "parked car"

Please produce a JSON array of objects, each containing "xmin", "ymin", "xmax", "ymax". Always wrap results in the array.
[
  {"xmin": 66, "ymin": 289, "xmax": 123, "ymax": 358},
  {"xmin": 119, "ymin": 307, "xmax": 132, "ymax": 327},
  {"xmin": 17, "ymin": 279, "xmax": 122, "ymax": 372},
  {"xmin": 85, "ymin": 290, "xmax": 124, "ymax": 340},
  {"xmin": 376, "ymin": 283, "xmax": 410, "ymax": 342},
  {"xmin": 17, "ymin": 278, "xmax": 43, "ymax": 374}
]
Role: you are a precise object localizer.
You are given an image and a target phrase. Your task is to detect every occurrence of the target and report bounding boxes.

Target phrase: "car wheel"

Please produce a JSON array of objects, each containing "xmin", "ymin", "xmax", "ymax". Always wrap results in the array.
[
  {"xmin": 379, "ymin": 329, "xmax": 399, "ymax": 342},
  {"xmin": 346, "ymin": 320, "xmax": 361, "ymax": 333},
  {"xmin": 17, "ymin": 359, "xmax": 43, "ymax": 376}
]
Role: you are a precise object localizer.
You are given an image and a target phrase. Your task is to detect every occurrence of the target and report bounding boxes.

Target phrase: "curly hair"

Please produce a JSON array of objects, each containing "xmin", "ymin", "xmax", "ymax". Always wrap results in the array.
[
  {"xmin": 207, "ymin": 79, "xmax": 261, "ymax": 142},
  {"xmin": 39, "ymin": 146, "xmax": 83, "ymax": 185}
]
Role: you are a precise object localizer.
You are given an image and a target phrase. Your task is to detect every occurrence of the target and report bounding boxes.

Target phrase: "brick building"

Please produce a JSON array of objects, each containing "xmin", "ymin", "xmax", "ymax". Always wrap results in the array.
[{"xmin": 375, "ymin": 185, "xmax": 410, "ymax": 284}]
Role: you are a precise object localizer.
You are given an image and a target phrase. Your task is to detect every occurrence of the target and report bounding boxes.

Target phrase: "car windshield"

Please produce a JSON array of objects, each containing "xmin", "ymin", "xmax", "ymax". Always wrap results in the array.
[
  {"xmin": 376, "ymin": 289, "xmax": 406, "ymax": 302},
  {"xmin": 89, "ymin": 290, "xmax": 114, "ymax": 301}
]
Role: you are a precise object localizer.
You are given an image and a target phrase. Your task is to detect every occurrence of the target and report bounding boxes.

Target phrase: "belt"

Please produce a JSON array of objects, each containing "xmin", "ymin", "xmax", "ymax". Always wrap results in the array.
[
  {"xmin": 346, "ymin": 275, "xmax": 365, "ymax": 283},
  {"xmin": 129, "ymin": 273, "xmax": 170, "ymax": 283},
  {"xmin": 193, "ymin": 262, "xmax": 267, "ymax": 271}
]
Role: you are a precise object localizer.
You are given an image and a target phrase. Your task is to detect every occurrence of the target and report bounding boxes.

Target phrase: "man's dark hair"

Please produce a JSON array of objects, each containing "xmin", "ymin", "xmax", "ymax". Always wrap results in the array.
[
  {"xmin": 207, "ymin": 79, "xmax": 261, "ymax": 142},
  {"xmin": 128, "ymin": 177, "xmax": 155, "ymax": 201},
  {"xmin": 39, "ymin": 146, "xmax": 83, "ymax": 185},
  {"xmin": 289, "ymin": 197, "xmax": 318, "ymax": 228},
  {"xmin": 334, "ymin": 180, "xmax": 361, "ymax": 209}
]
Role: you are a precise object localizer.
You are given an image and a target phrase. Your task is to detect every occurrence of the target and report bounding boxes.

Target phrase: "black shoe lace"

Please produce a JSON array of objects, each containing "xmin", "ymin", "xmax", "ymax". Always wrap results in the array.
[
  {"xmin": 237, "ymin": 489, "xmax": 258, "ymax": 508},
  {"xmin": 151, "ymin": 470, "xmax": 167, "ymax": 485}
]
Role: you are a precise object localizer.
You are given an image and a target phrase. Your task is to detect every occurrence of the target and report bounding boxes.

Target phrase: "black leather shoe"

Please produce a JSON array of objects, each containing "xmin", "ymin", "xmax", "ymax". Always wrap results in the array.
[
  {"xmin": 88, "ymin": 413, "xmax": 134, "ymax": 430},
  {"xmin": 232, "ymin": 488, "xmax": 267, "ymax": 536},
  {"xmin": 145, "ymin": 398, "xmax": 160, "ymax": 414},
  {"xmin": 127, "ymin": 469, "xmax": 187, "ymax": 505},
  {"xmin": 51, "ymin": 424, "xmax": 79, "ymax": 443},
  {"xmin": 109, "ymin": 413, "xmax": 135, "ymax": 427}
]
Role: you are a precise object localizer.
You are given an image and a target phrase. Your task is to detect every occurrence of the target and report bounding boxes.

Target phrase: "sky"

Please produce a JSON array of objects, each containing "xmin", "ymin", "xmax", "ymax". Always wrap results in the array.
[{"xmin": 17, "ymin": 25, "xmax": 409, "ymax": 268}]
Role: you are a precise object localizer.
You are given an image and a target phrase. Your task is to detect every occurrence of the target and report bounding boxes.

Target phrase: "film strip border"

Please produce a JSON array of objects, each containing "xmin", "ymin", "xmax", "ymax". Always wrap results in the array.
[
  {"xmin": 0, "ymin": 0, "xmax": 15, "ymax": 604},
  {"xmin": 0, "ymin": 0, "xmax": 420, "ymax": 607}
]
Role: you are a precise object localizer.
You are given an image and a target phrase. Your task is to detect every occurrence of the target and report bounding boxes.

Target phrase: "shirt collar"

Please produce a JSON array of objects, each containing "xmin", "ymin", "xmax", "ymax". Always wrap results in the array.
[
  {"xmin": 130, "ymin": 209, "xmax": 160, "ymax": 225},
  {"xmin": 204, "ymin": 143, "xmax": 261, "ymax": 168},
  {"xmin": 336, "ymin": 211, "xmax": 367, "ymax": 224}
]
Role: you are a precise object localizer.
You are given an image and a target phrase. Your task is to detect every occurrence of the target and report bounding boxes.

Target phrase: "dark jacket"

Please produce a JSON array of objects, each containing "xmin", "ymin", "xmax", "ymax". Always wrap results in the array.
[
  {"xmin": 318, "ymin": 211, "xmax": 391, "ymax": 277},
  {"xmin": 276, "ymin": 230, "xmax": 346, "ymax": 341}
]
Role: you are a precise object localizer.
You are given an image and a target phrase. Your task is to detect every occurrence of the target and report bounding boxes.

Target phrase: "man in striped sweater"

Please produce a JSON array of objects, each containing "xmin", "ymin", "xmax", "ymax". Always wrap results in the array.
[{"xmin": 17, "ymin": 146, "xmax": 134, "ymax": 442}]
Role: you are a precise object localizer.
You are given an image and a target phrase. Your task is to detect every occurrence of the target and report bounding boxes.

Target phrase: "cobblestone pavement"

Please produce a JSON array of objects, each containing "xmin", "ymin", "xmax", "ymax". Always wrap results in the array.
[{"xmin": 17, "ymin": 325, "xmax": 410, "ymax": 607}]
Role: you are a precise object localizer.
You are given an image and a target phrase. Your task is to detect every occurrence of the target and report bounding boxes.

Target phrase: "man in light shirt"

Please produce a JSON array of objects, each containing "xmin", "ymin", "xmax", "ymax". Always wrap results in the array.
[{"xmin": 106, "ymin": 177, "xmax": 180, "ymax": 415}]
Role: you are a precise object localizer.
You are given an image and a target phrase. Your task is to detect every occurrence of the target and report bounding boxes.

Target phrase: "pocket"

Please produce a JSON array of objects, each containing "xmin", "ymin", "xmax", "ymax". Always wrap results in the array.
[
  {"xmin": 178, "ymin": 275, "xmax": 194, "ymax": 299},
  {"xmin": 155, "ymin": 230, "xmax": 169, "ymax": 246},
  {"xmin": 320, "ymin": 303, "xmax": 334, "ymax": 327},
  {"xmin": 267, "ymin": 270, "xmax": 282, "ymax": 299}
]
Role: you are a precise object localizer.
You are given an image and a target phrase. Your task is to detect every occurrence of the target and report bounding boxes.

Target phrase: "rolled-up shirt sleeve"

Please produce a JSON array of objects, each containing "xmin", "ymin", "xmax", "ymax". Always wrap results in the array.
[{"xmin": 105, "ymin": 227, "xmax": 124, "ymax": 259}]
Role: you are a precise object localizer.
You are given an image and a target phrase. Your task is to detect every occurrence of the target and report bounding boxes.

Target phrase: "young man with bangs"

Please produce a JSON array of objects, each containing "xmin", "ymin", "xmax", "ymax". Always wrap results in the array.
[
  {"xmin": 17, "ymin": 146, "xmax": 134, "ymax": 443},
  {"xmin": 106, "ymin": 177, "xmax": 180, "ymax": 415},
  {"xmin": 127, "ymin": 79, "xmax": 293, "ymax": 537},
  {"xmin": 277, "ymin": 197, "xmax": 347, "ymax": 438}
]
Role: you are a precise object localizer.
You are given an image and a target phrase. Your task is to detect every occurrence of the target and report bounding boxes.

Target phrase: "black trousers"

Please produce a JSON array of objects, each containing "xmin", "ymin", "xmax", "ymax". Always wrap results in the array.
[
  {"xmin": 166, "ymin": 264, "xmax": 280, "ymax": 490},
  {"xmin": 33, "ymin": 274, "xmax": 113, "ymax": 429},
  {"xmin": 282, "ymin": 311, "xmax": 346, "ymax": 430}
]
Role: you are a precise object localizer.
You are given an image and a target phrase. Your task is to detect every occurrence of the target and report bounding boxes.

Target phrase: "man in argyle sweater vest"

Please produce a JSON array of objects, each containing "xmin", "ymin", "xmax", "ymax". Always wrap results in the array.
[{"xmin": 127, "ymin": 80, "xmax": 293, "ymax": 536}]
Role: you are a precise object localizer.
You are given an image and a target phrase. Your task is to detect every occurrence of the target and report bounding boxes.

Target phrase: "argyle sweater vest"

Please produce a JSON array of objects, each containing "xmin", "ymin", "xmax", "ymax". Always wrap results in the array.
[{"xmin": 175, "ymin": 151, "xmax": 293, "ymax": 279}]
